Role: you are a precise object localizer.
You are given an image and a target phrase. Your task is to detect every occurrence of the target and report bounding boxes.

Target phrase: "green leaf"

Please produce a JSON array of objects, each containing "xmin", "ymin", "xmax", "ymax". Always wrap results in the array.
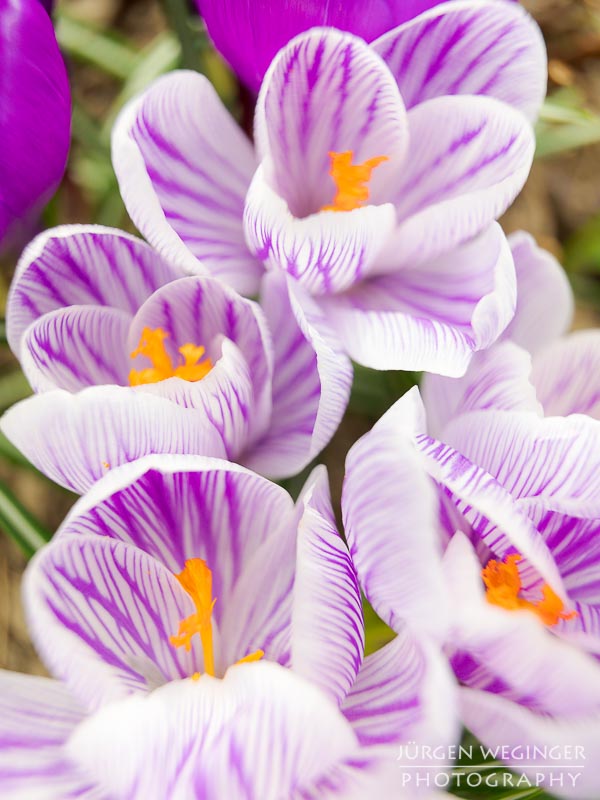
[
  {"xmin": 160, "ymin": 0, "xmax": 205, "ymax": 72},
  {"xmin": 100, "ymin": 32, "xmax": 182, "ymax": 141},
  {"xmin": 55, "ymin": 15, "xmax": 139, "ymax": 80},
  {"xmin": 362, "ymin": 597, "xmax": 395, "ymax": 656},
  {"xmin": 0, "ymin": 481, "xmax": 51, "ymax": 558},
  {"xmin": 0, "ymin": 370, "xmax": 31, "ymax": 412},
  {"xmin": 350, "ymin": 365, "xmax": 420, "ymax": 419},
  {"xmin": 563, "ymin": 213, "xmax": 600, "ymax": 275}
]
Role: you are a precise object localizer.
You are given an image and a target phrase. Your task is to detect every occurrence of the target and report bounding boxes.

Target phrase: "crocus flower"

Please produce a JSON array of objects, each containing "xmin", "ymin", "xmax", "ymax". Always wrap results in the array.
[
  {"xmin": 345, "ymin": 387, "xmax": 600, "ymax": 796},
  {"xmin": 0, "ymin": 455, "xmax": 457, "ymax": 798},
  {"xmin": 196, "ymin": 0, "xmax": 470, "ymax": 92},
  {"xmin": 421, "ymin": 231, "xmax": 600, "ymax": 433},
  {"xmin": 113, "ymin": 2, "xmax": 545, "ymax": 376},
  {"xmin": 0, "ymin": 0, "xmax": 70, "ymax": 244},
  {"xmin": 0, "ymin": 226, "xmax": 351, "ymax": 493}
]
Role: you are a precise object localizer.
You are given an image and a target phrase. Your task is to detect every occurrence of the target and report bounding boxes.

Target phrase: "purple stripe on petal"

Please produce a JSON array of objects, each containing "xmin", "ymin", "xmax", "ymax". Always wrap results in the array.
[
  {"xmin": 25, "ymin": 535, "xmax": 204, "ymax": 711},
  {"xmin": 7, "ymin": 227, "xmax": 179, "ymax": 357},
  {"xmin": 378, "ymin": 95, "xmax": 534, "ymax": 270},
  {"xmin": 112, "ymin": 72, "xmax": 263, "ymax": 296},
  {"xmin": 292, "ymin": 468, "xmax": 364, "ymax": 706},
  {"xmin": 21, "ymin": 305, "xmax": 132, "ymax": 392},
  {"xmin": 373, "ymin": 1, "xmax": 546, "ymax": 121},
  {"xmin": 57, "ymin": 455, "xmax": 296, "ymax": 642},
  {"xmin": 254, "ymin": 28, "xmax": 408, "ymax": 218},
  {"xmin": 245, "ymin": 274, "xmax": 351, "ymax": 478},
  {"xmin": 0, "ymin": 671, "xmax": 96, "ymax": 797},
  {"xmin": 343, "ymin": 628, "xmax": 459, "ymax": 751},
  {"xmin": 68, "ymin": 663, "xmax": 359, "ymax": 799}
]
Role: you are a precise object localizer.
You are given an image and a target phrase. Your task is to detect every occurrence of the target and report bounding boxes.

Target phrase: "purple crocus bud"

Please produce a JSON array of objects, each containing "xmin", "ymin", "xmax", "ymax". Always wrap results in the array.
[
  {"xmin": 0, "ymin": 456, "xmax": 458, "ymax": 797},
  {"xmin": 345, "ymin": 387, "xmax": 600, "ymax": 797},
  {"xmin": 113, "ymin": 4, "xmax": 546, "ymax": 377},
  {"xmin": 0, "ymin": 226, "xmax": 351, "ymax": 493},
  {"xmin": 196, "ymin": 0, "xmax": 446, "ymax": 91},
  {"xmin": 0, "ymin": 0, "xmax": 70, "ymax": 244}
]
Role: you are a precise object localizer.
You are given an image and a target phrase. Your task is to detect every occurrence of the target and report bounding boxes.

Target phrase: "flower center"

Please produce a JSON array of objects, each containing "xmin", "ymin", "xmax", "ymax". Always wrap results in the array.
[
  {"xmin": 129, "ymin": 326, "xmax": 213, "ymax": 386},
  {"xmin": 481, "ymin": 553, "xmax": 577, "ymax": 626},
  {"xmin": 170, "ymin": 558, "xmax": 264, "ymax": 678},
  {"xmin": 321, "ymin": 150, "xmax": 388, "ymax": 212}
]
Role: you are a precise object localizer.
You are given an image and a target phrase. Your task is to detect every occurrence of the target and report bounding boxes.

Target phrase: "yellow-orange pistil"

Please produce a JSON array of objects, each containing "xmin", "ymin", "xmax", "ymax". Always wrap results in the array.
[
  {"xmin": 170, "ymin": 558, "xmax": 264, "ymax": 678},
  {"xmin": 129, "ymin": 326, "xmax": 213, "ymax": 386},
  {"xmin": 321, "ymin": 150, "xmax": 388, "ymax": 212},
  {"xmin": 482, "ymin": 553, "xmax": 577, "ymax": 626}
]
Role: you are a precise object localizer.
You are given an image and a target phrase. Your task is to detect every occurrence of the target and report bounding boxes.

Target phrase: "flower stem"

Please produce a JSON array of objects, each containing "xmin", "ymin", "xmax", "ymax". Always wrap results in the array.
[{"xmin": 160, "ymin": 0, "xmax": 203, "ymax": 71}]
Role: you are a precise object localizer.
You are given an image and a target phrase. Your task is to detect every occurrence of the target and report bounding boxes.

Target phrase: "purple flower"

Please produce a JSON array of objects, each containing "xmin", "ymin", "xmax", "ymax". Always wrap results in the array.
[
  {"xmin": 113, "ymin": 4, "xmax": 545, "ymax": 375},
  {"xmin": 0, "ymin": 0, "xmax": 70, "ymax": 244},
  {"xmin": 0, "ymin": 456, "xmax": 457, "ymax": 797},
  {"xmin": 0, "ymin": 226, "xmax": 351, "ymax": 493},
  {"xmin": 196, "ymin": 0, "xmax": 451, "ymax": 92},
  {"xmin": 421, "ymin": 232, "xmax": 600, "ymax": 433},
  {"xmin": 345, "ymin": 387, "xmax": 600, "ymax": 796}
]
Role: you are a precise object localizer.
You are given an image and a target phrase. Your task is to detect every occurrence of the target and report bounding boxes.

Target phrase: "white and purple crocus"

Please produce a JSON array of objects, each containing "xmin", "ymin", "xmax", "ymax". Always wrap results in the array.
[
  {"xmin": 0, "ymin": 455, "xmax": 457, "ymax": 798},
  {"xmin": 0, "ymin": 226, "xmax": 351, "ymax": 492},
  {"xmin": 345, "ymin": 370, "xmax": 600, "ymax": 797},
  {"xmin": 113, "ymin": 0, "xmax": 546, "ymax": 375}
]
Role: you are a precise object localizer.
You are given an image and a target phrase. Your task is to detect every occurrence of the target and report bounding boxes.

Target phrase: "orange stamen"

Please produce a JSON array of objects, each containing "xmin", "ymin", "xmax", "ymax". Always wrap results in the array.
[
  {"xmin": 482, "ymin": 553, "xmax": 577, "ymax": 626},
  {"xmin": 321, "ymin": 150, "xmax": 388, "ymax": 212},
  {"xmin": 170, "ymin": 559, "xmax": 265, "ymax": 679},
  {"xmin": 170, "ymin": 559, "xmax": 216, "ymax": 676},
  {"xmin": 129, "ymin": 326, "xmax": 212, "ymax": 386},
  {"xmin": 235, "ymin": 649, "xmax": 265, "ymax": 666}
]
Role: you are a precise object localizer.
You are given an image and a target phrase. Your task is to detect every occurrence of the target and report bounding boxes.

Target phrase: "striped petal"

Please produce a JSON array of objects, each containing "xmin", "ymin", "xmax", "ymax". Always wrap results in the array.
[
  {"xmin": 532, "ymin": 331, "xmax": 600, "ymax": 418},
  {"xmin": 133, "ymin": 339, "xmax": 255, "ymax": 461},
  {"xmin": 0, "ymin": 671, "xmax": 96, "ymax": 799},
  {"xmin": 442, "ymin": 411, "xmax": 600, "ymax": 517},
  {"xmin": 503, "ymin": 231, "xmax": 574, "ymax": 353},
  {"xmin": 254, "ymin": 28, "xmax": 409, "ymax": 218},
  {"xmin": 57, "ymin": 455, "xmax": 296, "ymax": 666},
  {"xmin": 524, "ymin": 506, "xmax": 600, "ymax": 644},
  {"xmin": 378, "ymin": 95, "xmax": 534, "ymax": 270},
  {"xmin": 460, "ymin": 689, "xmax": 600, "ymax": 800},
  {"xmin": 128, "ymin": 275, "xmax": 273, "ymax": 446},
  {"xmin": 24, "ymin": 536, "xmax": 203, "ymax": 711},
  {"xmin": 112, "ymin": 71, "xmax": 262, "ymax": 295},
  {"xmin": 245, "ymin": 274, "xmax": 352, "ymax": 478},
  {"xmin": 197, "ymin": 0, "xmax": 446, "ymax": 93},
  {"xmin": 0, "ymin": 387, "xmax": 227, "ymax": 494},
  {"xmin": 343, "ymin": 389, "xmax": 449, "ymax": 638},
  {"xmin": 416, "ymin": 431, "xmax": 564, "ymax": 593},
  {"xmin": 421, "ymin": 341, "xmax": 542, "ymax": 439},
  {"xmin": 321, "ymin": 222, "xmax": 515, "ymax": 373},
  {"xmin": 68, "ymin": 663, "xmax": 359, "ymax": 800},
  {"xmin": 20, "ymin": 306, "xmax": 131, "ymax": 392},
  {"xmin": 7, "ymin": 227, "xmax": 179, "ymax": 357},
  {"xmin": 244, "ymin": 164, "xmax": 396, "ymax": 295},
  {"xmin": 445, "ymin": 533, "xmax": 600, "ymax": 717},
  {"xmin": 373, "ymin": 0, "xmax": 546, "ymax": 121},
  {"xmin": 343, "ymin": 627, "xmax": 459, "ymax": 751},
  {"xmin": 291, "ymin": 467, "xmax": 364, "ymax": 706}
]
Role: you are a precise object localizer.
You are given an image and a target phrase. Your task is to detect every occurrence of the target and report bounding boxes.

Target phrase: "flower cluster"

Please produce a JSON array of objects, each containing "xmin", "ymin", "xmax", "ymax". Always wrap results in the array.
[{"xmin": 2, "ymin": 1, "xmax": 600, "ymax": 798}]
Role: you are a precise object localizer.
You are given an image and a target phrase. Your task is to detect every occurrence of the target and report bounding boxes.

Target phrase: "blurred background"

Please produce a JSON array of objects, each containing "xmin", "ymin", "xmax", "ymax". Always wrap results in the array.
[{"xmin": 1, "ymin": 0, "xmax": 600, "ymax": 703}]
